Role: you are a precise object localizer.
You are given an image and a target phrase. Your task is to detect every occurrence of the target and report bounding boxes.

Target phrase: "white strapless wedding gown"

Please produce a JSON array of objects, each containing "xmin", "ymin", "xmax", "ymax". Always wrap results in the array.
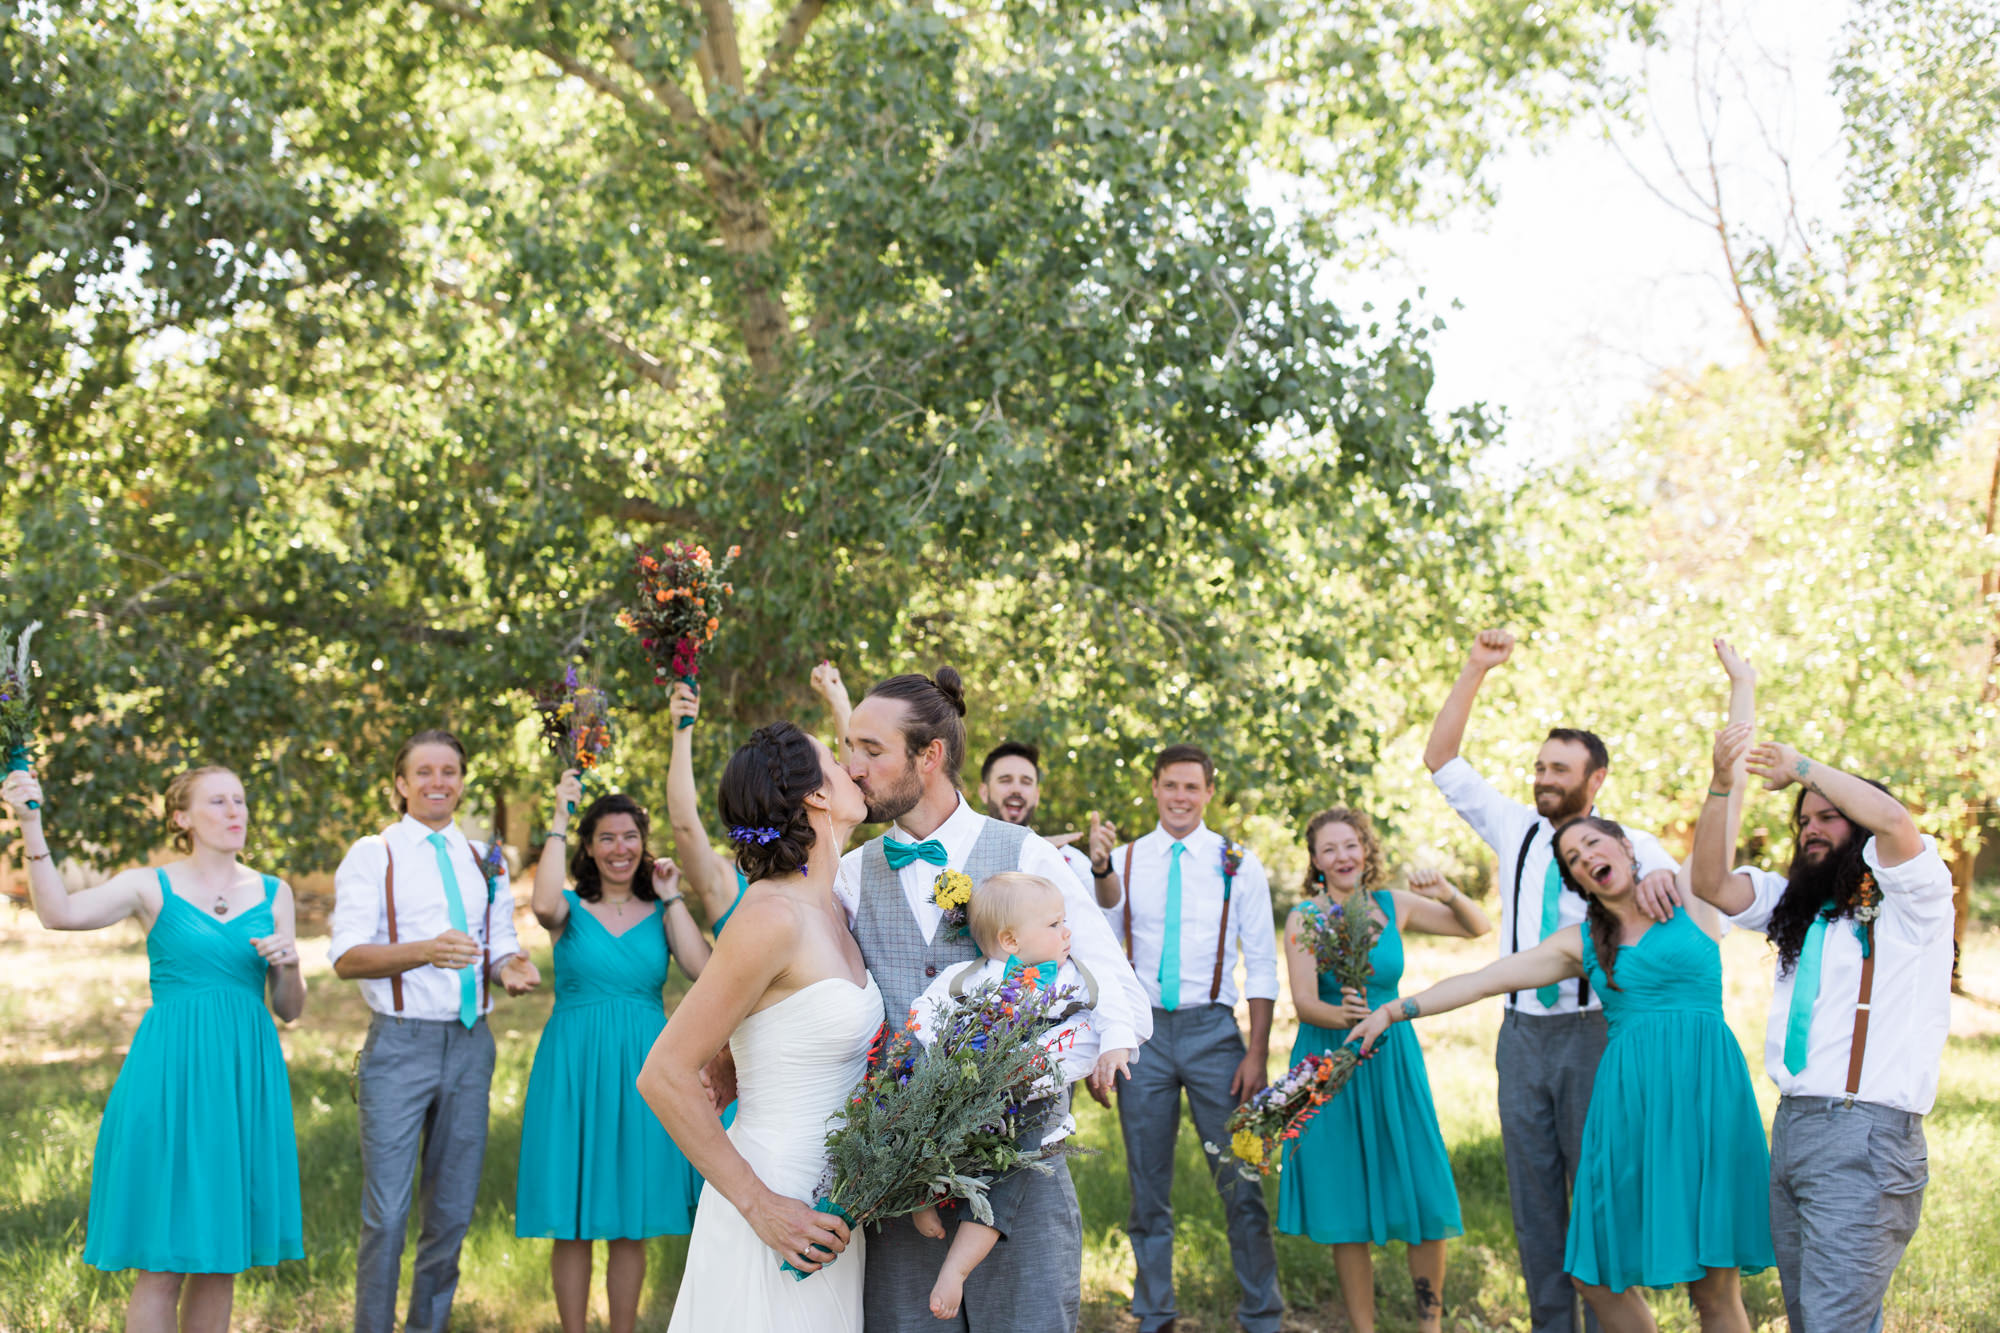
[{"xmin": 667, "ymin": 973, "xmax": 884, "ymax": 1333}]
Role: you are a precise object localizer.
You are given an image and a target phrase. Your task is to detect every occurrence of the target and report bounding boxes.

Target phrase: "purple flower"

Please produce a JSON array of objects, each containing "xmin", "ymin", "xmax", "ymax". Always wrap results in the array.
[{"xmin": 564, "ymin": 663, "xmax": 579, "ymax": 689}]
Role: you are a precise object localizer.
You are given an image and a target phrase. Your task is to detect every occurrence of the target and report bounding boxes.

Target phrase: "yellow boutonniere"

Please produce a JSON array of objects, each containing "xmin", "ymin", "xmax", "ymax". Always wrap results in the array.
[{"xmin": 932, "ymin": 870, "xmax": 974, "ymax": 911}]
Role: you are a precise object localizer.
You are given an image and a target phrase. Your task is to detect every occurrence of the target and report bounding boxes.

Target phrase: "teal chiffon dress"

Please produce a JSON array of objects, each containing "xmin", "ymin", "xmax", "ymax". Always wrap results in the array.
[
  {"xmin": 84, "ymin": 872, "xmax": 303, "ymax": 1273},
  {"xmin": 1278, "ymin": 891, "xmax": 1462, "ymax": 1245},
  {"xmin": 1565, "ymin": 907, "xmax": 1774, "ymax": 1290},
  {"xmin": 516, "ymin": 892, "xmax": 702, "ymax": 1238}
]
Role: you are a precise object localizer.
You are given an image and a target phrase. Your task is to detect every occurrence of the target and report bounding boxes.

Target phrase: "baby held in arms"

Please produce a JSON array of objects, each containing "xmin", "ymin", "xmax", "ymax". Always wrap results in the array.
[{"xmin": 905, "ymin": 872, "xmax": 1114, "ymax": 1320}]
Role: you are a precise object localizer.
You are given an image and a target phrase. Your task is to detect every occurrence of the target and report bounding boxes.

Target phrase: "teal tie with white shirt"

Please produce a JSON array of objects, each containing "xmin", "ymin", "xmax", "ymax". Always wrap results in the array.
[
  {"xmin": 1159, "ymin": 841, "xmax": 1186, "ymax": 1011},
  {"xmin": 427, "ymin": 832, "xmax": 479, "ymax": 1029}
]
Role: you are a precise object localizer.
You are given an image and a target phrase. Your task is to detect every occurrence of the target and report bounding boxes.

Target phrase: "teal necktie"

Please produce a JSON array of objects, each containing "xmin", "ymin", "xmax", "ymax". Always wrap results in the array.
[
  {"xmin": 428, "ymin": 832, "xmax": 479, "ymax": 1029},
  {"xmin": 1159, "ymin": 841, "xmax": 1186, "ymax": 1011},
  {"xmin": 1784, "ymin": 910, "xmax": 1865, "ymax": 1075},
  {"xmin": 1535, "ymin": 851, "xmax": 1564, "ymax": 1008},
  {"xmin": 1002, "ymin": 956, "xmax": 1059, "ymax": 989},
  {"xmin": 884, "ymin": 837, "xmax": 949, "ymax": 871}
]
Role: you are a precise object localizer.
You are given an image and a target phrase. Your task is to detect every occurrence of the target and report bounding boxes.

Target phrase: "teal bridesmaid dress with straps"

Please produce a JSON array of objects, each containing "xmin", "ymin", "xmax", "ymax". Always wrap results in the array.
[
  {"xmin": 83, "ymin": 872, "xmax": 303, "ymax": 1273},
  {"xmin": 516, "ymin": 890, "xmax": 702, "ymax": 1238},
  {"xmin": 1277, "ymin": 891, "xmax": 1462, "ymax": 1245},
  {"xmin": 1565, "ymin": 907, "xmax": 1774, "ymax": 1290}
]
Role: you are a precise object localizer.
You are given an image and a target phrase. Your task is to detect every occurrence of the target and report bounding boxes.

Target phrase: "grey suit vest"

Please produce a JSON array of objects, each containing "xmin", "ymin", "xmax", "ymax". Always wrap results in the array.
[{"xmin": 855, "ymin": 817, "xmax": 1031, "ymax": 1024}]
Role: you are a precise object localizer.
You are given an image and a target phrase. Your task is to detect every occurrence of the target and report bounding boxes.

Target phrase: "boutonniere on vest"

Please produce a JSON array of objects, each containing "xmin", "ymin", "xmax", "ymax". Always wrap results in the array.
[
  {"xmin": 931, "ymin": 869, "xmax": 975, "ymax": 938},
  {"xmin": 1847, "ymin": 870, "xmax": 1882, "ymax": 958}
]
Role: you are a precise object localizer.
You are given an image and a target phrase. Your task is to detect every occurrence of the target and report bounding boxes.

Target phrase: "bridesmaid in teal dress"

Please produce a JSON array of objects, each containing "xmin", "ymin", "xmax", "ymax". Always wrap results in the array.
[
  {"xmin": 519, "ymin": 775, "xmax": 715, "ymax": 1333},
  {"xmin": 1278, "ymin": 807, "xmax": 1490, "ymax": 1333},
  {"xmin": 2, "ymin": 764, "xmax": 304, "ymax": 1333},
  {"xmin": 1355, "ymin": 814, "xmax": 1774, "ymax": 1333}
]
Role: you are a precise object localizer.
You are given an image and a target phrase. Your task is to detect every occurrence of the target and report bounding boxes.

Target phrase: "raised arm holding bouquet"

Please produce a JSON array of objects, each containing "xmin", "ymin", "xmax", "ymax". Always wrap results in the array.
[
  {"xmin": 621, "ymin": 541, "xmax": 738, "ymax": 724},
  {"xmin": 1, "ymin": 620, "xmax": 42, "ymax": 808},
  {"xmin": 531, "ymin": 665, "xmax": 613, "ymax": 817}
]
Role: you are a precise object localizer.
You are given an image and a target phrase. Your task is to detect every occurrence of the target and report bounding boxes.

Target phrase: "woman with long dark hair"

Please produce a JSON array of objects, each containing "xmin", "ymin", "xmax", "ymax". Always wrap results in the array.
[
  {"xmin": 1352, "ymin": 816, "xmax": 1771, "ymax": 1331},
  {"xmin": 517, "ymin": 771, "xmax": 713, "ymax": 1333}
]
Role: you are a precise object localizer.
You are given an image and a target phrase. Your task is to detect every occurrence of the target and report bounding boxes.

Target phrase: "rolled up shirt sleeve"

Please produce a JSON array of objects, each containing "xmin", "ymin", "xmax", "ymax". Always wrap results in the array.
[
  {"xmin": 1235, "ymin": 852, "xmax": 1281, "ymax": 1003},
  {"xmin": 1868, "ymin": 835, "xmax": 1955, "ymax": 946},
  {"xmin": 1025, "ymin": 832, "xmax": 1148, "ymax": 1052},
  {"xmin": 1430, "ymin": 755, "xmax": 1535, "ymax": 853},
  {"xmin": 1724, "ymin": 866, "xmax": 1789, "ymax": 935},
  {"xmin": 329, "ymin": 837, "xmax": 389, "ymax": 968}
]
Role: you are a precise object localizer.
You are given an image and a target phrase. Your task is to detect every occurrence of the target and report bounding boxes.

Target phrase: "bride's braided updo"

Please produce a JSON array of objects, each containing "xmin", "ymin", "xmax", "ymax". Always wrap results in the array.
[{"xmin": 717, "ymin": 721, "xmax": 823, "ymax": 882}]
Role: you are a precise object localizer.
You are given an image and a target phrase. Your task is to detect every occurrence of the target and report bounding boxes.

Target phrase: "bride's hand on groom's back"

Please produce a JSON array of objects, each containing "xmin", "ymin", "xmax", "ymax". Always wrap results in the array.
[{"xmin": 748, "ymin": 1190, "xmax": 851, "ymax": 1272}]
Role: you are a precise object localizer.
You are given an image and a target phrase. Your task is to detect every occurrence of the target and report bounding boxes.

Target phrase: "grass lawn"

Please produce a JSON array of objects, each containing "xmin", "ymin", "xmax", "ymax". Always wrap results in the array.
[{"xmin": 1, "ymin": 902, "xmax": 1995, "ymax": 1332}]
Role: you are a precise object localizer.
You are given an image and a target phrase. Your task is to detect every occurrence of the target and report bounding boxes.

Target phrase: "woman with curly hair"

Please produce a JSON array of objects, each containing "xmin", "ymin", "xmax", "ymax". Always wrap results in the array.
[
  {"xmin": 1277, "ymin": 807, "xmax": 1488, "ymax": 1333},
  {"xmin": 517, "ymin": 773, "xmax": 714, "ymax": 1333},
  {"xmin": 2, "ymin": 764, "xmax": 304, "ymax": 1333},
  {"xmin": 1353, "ymin": 811, "xmax": 1773, "ymax": 1333}
]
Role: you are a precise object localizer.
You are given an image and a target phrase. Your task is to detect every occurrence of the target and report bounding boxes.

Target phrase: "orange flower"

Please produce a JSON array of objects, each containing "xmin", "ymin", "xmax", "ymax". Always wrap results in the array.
[
  {"xmin": 694, "ymin": 597, "xmax": 705, "ymax": 609},
  {"xmin": 654, "ymin": 589, "xmax": 669, "ymax": 604},
  {"xmin": 706, "ymin": 618, "xmax": 719, "ymax": 634}
]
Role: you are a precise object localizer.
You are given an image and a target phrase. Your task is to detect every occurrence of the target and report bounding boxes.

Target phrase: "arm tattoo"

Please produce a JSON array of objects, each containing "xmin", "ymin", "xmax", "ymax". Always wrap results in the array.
[
  {"xmin": 1795, "ymin": 759, "xmax": 1810, "ymax": 779},
  {"xmin": 1399, "ymin": 997, "xmax": 1420, "ymax": 1021}
]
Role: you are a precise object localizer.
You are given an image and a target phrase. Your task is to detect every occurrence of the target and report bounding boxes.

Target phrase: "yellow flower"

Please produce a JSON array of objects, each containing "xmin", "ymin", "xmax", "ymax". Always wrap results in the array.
[
  {"xmin": 1231, "ymin": 1128, "xmax": 1265, "ymax": 1166},
  {"xmin": 932, "ymin": 870, "xmax": 974, "ymax": 911}
]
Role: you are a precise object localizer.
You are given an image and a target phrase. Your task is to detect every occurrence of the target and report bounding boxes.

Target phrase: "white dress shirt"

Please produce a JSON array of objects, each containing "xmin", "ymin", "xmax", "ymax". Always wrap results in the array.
[
  {"xmin": 1431, "ymin": 756, "xmax": 1678, "ymax": 1016},
  {"xmin": 1058, "ymin": 843, "xmax": 1094, "ymax": 892},
  {"xmin": 910, "ymin": 956, "xmax": 1101, "ymax": 1145},
  {"xmin": 836, "ymin": 794, "xmax": 1150, "ymax": 1053},
  {"xmin": 1103, "ymin": 822, "xmax": 1280, "ymax": 1011},
  {"xmin": 1726, "ymin": 835, "xmax": 1954, "ymax": 1114},
  {"xmin": 329, "ymin": 815, "xmax": 523, "ymax": 1022}
]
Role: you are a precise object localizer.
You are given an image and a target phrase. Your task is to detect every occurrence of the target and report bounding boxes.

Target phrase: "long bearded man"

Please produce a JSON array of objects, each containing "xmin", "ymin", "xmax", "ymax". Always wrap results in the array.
[{"xmin": 1691, "ymin": 725, "xmax": 1951, "ymax": 1333}]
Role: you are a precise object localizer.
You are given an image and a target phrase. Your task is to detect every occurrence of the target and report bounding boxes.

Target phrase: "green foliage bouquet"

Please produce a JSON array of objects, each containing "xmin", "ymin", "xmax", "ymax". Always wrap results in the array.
[
  {"xmin": 783, "ymin": 976, "xmax": 1084, "ymax": 1280},
  {"xmin": 1, "ymin": 621, "xmax": 42, "ymax": 809},
  {"xmin": 1297, "ymin": 895, "xmax": 1382, "ymax": 997},
  {"xmin": 619, "ymin": 541, "xmax": 738, "ymax": 728}
]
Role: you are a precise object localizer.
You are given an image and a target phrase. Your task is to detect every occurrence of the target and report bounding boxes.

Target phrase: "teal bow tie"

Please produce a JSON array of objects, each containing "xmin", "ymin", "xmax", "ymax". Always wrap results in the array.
[
  {"xmin": 884, "ymin": 837, "xmax": 949, "ymax": 871},
  {"xmin": 1003, "ymin": 956, "xmax": 1059, "ymax": 989}
]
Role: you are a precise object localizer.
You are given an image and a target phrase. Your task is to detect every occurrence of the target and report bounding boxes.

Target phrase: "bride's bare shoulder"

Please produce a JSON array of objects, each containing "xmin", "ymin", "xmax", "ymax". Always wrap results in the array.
[{"xmin": 715, "ymin": 885, "xmax": 805, "ymax": 947}]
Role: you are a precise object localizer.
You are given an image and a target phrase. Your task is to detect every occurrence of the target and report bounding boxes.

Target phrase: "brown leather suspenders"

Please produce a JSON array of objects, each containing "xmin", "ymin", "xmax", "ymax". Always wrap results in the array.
[
  {"xmin": 380, "ymin": 832, "xmax": 494, "ymax": 1018},
  {"xmin": 1845, "ymin": 921, "xmax": 1877, "ymax": 1097},
  {"xmin": 1119, "ymin": 837, "xmax": 1236, "ymax": 1003}
]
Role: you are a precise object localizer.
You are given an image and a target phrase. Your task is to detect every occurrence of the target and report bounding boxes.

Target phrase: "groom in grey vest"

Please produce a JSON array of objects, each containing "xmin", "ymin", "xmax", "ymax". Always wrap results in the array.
[{"xmin": 836, "ymin": 667, "xmax": 1151, "ymax": 1333}]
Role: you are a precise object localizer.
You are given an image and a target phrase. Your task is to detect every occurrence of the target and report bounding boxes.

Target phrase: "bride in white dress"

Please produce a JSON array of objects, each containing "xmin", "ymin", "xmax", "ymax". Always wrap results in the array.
[{"xmin": 639, "ymin": 720, "xmax": 884, "ymax": 1332}]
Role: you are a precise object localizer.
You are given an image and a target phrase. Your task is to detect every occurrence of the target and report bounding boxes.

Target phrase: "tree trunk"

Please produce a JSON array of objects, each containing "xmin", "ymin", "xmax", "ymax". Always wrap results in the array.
[{"xmin": 1949, "ymin": 839, "xmax": 1975, "ymax": 994}]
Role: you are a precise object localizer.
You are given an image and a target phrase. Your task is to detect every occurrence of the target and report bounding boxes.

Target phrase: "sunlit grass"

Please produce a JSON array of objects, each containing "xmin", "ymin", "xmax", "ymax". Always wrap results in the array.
[{"xmin": 1, "ymin": 908, "xmax": 1994, "ymax": 1330}]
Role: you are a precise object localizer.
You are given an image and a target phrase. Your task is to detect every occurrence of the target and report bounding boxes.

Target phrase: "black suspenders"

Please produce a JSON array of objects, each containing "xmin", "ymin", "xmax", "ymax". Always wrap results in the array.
[{"xmin": 1507, "ymin": 824, "xmax": 1589, "ymax": 1010}]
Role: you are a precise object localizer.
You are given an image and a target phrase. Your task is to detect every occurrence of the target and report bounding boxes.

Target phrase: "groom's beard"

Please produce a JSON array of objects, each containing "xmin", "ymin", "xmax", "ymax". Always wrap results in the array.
[{"xmin": 862, "ymin": 763, "xmax": 924, "ymax": 825}]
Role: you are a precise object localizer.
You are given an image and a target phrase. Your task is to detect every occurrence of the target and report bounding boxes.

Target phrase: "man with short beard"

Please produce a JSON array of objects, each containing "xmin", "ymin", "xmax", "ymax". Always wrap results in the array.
[
  {"xmin": 1424, "ymin": 629, "xmax": 1677, "ymax": 1333},
  {"xmin": 1691, "ymin": 725, "xmax": 1951, "ymax": 1333},
  {"xmin": 837, "ymin": 667, "xmax": 1150, "ymax": 1333},
  {"xmin": 978, "ymin": 741, "xmax": 1117, "ymax": 903}
]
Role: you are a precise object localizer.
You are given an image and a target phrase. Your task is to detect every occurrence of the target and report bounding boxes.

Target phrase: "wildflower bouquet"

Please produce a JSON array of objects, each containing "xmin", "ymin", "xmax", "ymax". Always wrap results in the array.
[
  {"xmin": 1297, "ymin": 893, "xmax": 1382, "ymax": 997},
  {"xmin": 1209, "ymin": 1046, "xmax": 1367, "ymax": 1181},
  {"xmin": 782, "ymin": 976, "xmax": 1083, "ymax": 1279},
  {"xmin": 1, "ymin": 621, "xmax": 42, "ymax": 809},
  {"xmin": 532, "ymin": 665, "xmax": 614, "ymax": 814},
  {"xmin": 618, "ymin": 541, "xmax": 738, "ymax": 727}
]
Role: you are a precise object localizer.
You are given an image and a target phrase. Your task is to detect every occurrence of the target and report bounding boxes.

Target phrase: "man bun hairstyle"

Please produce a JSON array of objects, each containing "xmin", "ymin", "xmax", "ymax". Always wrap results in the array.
[
  {"xmin": 1152, "ymin": 742, "xmax": 1215, "ymax": 785},
  {"xmin": 392, "ymin": 728, "xmax": 468, "ymax": 813},
  {"xmin": 717, "ymin": 721, "xmax": 823, "ymax": 882},
  {"xmin": 1552, "ymin": 815, "xmax": 1631, "ymax": 992},
  {"xmin": 163, "ymin": 765, "xmax": 239, "ymax": 853},
  {"xmin": 981, "ymin": 740, "xmax": 1041, "ymax": 781},
  {"xmin": 1546, "ymin": 727, "xmax": 1610, "ymax": 776},
  {"xmin": 865, "ymin": 666, "xmax": 969, "ymax": 787},
  {"xmin": 568, "ymin": 792, "xmax": 658, "ymax": 903}
]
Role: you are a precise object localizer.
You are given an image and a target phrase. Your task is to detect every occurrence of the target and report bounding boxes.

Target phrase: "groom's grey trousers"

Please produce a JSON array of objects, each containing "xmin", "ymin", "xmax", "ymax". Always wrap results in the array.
[
  {"xmin": 1117, "ymin": 1002, "xmax": 1283, "ymax": 1333},
  {"xmin": 865, "ymin": 1153, "xmax": 1084, "ymax": 1333},
  {"xmin": 353, "ymin": 1012, "xmax": 496, "ymax": 1333}
]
